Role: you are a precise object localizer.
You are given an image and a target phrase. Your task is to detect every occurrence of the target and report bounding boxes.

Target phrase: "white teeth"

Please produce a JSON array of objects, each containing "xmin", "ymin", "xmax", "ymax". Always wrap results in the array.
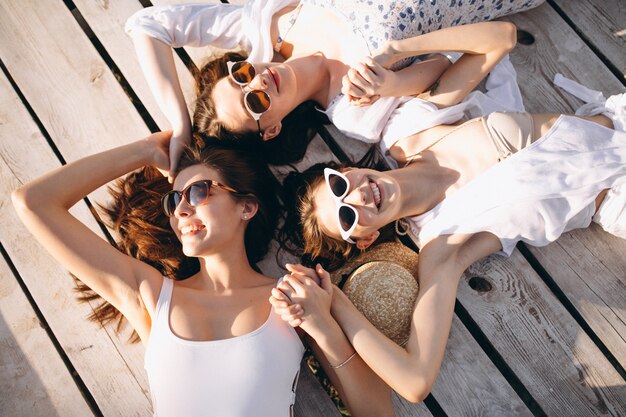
[
  {"xmin": 181, "ymin": 224, "xmax": 205, "ymax": 235},
  {"xmin": 370, "ymin": 181, "xmax": 381, "ymax": 208}
]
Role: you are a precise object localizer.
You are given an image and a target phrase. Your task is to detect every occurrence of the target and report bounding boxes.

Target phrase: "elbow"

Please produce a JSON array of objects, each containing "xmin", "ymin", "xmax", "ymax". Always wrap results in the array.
[
  {"xmin": 12, "ymin": 183, "xmax": 43, "ymax": 215},
  {"xmin": 12, "ymin": 185, "xmax": 30, "ymax": 214},
  {"xmin": 397, "ymin": 378, "xmax": 433, "ymax": 404},
  {"xmin": 498, "ymin": 21, "xmax": 517, "ymax": 52}
]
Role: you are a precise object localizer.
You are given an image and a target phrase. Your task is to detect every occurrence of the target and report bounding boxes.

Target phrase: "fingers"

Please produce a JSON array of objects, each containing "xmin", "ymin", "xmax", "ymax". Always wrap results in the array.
[
  {"xmin": 269, "ymin": 294, "xmax": 304, "ymax": 328},
  {"xmin": 167, "ymin": 132, "xmax": 190, "ymax": 182},
  {"xmin": 276, "ymin": 280, "xmax": 296, "ymax": 302},
  {"xmin": 342, "ymin": 69, "xmax": 368, "ymax": 98},
  {"xmin": 285, "ymin": 263, "xmax": 321, "ymax": 286},
  {"xmin": 316, "ymin": 264, "xmax": 333, "ymax": 293},
  {"xmin": 285, "ymin": 263, "xmax": 316, "ymax": 276}
]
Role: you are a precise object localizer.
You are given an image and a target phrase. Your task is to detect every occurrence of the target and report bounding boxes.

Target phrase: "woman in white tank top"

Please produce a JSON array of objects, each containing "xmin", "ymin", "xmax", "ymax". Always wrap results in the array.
[
  {"xmin": 12, "ymin": 133, "xmax": 393, "ymax": 416},
  {"xmin": 272, "ymin": 99, "xmax": 626, "ymax": 402}
]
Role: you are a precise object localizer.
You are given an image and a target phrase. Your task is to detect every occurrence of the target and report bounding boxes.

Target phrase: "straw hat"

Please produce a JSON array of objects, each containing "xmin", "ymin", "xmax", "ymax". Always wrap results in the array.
[{"xmin": 330, "ymin": 242, "xmax": 419, "ymax": 346}]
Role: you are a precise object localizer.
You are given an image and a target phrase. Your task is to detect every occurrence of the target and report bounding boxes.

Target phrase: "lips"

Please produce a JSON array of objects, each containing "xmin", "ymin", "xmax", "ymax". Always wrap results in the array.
[
  {"xmin": 369, "ymin": 180, "xmax": 382, "ymax": 209},
  {"xmin": 180, "ymin": 223, "xmax": 206, "ymax": 236},
  {"xmin": 268, "ymin": 67, "xmax": 279, "ymax": 93}
]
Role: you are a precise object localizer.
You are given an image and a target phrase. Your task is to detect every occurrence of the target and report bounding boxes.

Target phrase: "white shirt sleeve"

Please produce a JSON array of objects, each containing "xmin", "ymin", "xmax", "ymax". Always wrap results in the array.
[
  {"xmin": 125, "ymin": 0, "xmax": 300, "ymax": 62},
  {"xmin": 125, "ymin": 3, "xmax": 245, "ymax": 50}
]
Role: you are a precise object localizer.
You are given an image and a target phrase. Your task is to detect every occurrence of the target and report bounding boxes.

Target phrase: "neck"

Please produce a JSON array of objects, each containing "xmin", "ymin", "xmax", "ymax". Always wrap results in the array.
[
  {"xmin": 393, "ymin": 160, "xmax": 458, "ymax": 218},
  {"xmin": 289, "ymin": 54, "xmax": 340, "ymax": 107},
  {"xmin": 194, "ymin": 245, "xmax": 260, "ymax": 292}
]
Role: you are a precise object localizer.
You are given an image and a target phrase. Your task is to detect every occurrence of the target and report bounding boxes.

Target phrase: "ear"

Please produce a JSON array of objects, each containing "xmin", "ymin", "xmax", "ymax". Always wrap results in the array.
[
  {"xmin": 355, "ymin": 230, "xmax": 380, "ymax": 250},
  {"xmin": 241, "ymin": 200, "xmax": 259, "ymax": 221},
  {"xmin": 261, "ymin": 122, "xmax": 282, "ymax": 141}
]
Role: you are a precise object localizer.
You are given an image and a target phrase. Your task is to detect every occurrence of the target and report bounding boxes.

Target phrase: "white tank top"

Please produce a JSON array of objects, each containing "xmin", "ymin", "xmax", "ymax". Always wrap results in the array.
[
  {"xmin": 145, "ymin": 277, "xmax": 305, "ymax": 417},
  {"xmin": 408, "ymin": 116, "xmax": 626, "ymax": 255}
]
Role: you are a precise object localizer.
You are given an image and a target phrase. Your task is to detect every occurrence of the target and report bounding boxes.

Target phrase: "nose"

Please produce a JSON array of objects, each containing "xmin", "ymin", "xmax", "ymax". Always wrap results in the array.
[
  {"xmin": 342, "ymin": 185, "xmax": 366, "ymax": 206},
  {"xmin": 247, "ymin": 71, "xmax": 268, "ymax": 91},
  {"xmin": 174, "ymin": 198, "xmax": 193, "ymax": 218}
]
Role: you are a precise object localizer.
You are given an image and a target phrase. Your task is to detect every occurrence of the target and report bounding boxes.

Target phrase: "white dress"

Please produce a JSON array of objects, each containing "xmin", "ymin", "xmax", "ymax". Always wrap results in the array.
[{"xmin": 407, "ymin": 116, "xmax": 626, "ymax": 255}]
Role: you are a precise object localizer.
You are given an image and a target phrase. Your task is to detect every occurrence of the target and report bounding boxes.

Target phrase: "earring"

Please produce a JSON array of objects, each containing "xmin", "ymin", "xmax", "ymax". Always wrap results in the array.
[{"xmin": 243, "ymin": 214, "xmax": 248, "ymax": 220}]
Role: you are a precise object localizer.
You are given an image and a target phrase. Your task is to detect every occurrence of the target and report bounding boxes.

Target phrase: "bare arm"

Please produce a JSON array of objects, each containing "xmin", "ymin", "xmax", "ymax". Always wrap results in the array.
[
  {"xmin": 11, "ymin": 133, "xmax": 172, "ymax": 341},
  {"xmin": 331, "ymin": 233, "xmax": 500, "ymax": 402},
  {"xmin": 343, "ymin": 55, "xmax": 451, "ymax": 106},
  {"xmin": 131, "ymin": 33, "xmax": 191, "ymax": 179},
  {"xmin": 345, "ymin": 21, "xmax": 517, "ymax": 108}
]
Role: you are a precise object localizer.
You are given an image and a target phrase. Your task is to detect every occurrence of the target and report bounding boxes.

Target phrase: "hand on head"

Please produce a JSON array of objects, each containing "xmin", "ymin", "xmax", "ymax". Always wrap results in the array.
[
  {"xmin": 144, "ymin": 130, "xmax": 174, "ymax": 176},
  {"xmin": 167, "ymin": 128, "xmax": 191, "ymax": 182},
  {"xmin": 269, "ymin": 263, "xmax": 333, "ymax": 332}
]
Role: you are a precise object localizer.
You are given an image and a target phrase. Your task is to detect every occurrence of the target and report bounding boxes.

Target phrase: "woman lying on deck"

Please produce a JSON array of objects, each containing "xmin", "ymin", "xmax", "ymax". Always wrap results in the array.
[
  {"xmin": 11, "ymin": 135, "xmax": 394, "ymax": 417},
  {"xmin": 126, "ymin": 0, "xmax": 544, "ymax": 171},
  {"xmin": 271, "ymin": 101, "xmax": 626, "ymax": 402}
]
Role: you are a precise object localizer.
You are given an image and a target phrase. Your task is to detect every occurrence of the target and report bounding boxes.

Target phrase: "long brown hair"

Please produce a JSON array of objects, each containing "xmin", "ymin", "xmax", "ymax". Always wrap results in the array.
[
  {"xmin": 76, "ymin": 137, "xmax": 281, "ymax": 342},
  {"xmin": 193, "ymin": 52, "xmax": 326, "ymax": 165}
]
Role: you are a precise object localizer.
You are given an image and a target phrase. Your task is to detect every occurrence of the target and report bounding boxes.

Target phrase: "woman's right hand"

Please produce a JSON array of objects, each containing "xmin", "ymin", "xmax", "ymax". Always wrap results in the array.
[
  {"xmin": 167, "ymin": 127, "xmax": 191, "ymax": 182},
  {"xmin": 144, "ymin": 130, "xmax": 173, "ymax": 175}
]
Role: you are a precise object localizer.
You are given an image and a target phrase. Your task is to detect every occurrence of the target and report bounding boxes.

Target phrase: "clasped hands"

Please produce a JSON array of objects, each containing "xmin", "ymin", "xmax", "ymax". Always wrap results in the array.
[
  {"xmin": 342, "ymin": 42, "xmax": 400, "ymax": 107},
  {"xmin": 269, "ymin": 263, "xmax": 336, "ymax": 338}
]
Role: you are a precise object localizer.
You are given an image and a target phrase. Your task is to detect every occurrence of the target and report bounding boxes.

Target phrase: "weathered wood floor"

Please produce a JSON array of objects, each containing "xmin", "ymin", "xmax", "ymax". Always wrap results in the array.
[{"xmin": 0, "ymin": 1, "xmax": 624, "ymax": 416}]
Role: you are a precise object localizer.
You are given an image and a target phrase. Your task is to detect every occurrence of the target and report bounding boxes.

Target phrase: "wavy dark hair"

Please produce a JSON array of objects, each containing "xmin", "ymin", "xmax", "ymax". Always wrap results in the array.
[
  {"xmin": 278, "ymin": 147, "xmax": 394, "ymax": 271},
  {"xmin": 76, "ymin": 137, "xmax": 281, "ymax": 342},
  {"xmin": 193, "ymin": 51, "xmax": 327, "ymax": 165}
]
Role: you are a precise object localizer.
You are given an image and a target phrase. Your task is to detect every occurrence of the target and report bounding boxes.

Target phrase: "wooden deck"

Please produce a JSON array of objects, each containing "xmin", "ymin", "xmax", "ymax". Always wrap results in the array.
[{"xmin": 0, "ymin": 1, "xmax": 624, "ymax": 416}]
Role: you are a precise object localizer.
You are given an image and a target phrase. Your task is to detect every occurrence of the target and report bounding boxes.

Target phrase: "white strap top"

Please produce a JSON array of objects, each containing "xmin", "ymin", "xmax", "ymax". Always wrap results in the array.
[
  {"xmin": 145, "ymin": 277, "xmax": 305, "ymax": 417},
  {"xmin": 408, "ymin": 116, "xmax": 626, "ymax": 255}
]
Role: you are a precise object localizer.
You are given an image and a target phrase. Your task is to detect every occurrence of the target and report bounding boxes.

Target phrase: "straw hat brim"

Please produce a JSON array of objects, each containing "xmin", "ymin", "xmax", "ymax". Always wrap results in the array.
[{"xmin": 330, "ymin": 242, "xmax": 420, "ymax": 346}]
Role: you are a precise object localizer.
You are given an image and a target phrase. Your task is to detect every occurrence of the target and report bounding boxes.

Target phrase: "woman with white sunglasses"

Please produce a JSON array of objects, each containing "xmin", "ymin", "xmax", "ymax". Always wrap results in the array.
[
  {"xmin": 12, "ymin": 132, "xmax": 395, "ymax": 417},
  {"xmin": 126, "ymin": 0, "xmax": 545, "ymax": 173},
  {"xmin": 271, "ymin": 106, "xmax": 626, "ymax": 402}
]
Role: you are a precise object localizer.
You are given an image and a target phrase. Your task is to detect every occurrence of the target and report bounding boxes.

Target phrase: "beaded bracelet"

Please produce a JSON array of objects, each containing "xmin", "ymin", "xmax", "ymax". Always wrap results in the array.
[{"xmin": 329, "ymin": 351, "xmax": 358, "ymax": 369}]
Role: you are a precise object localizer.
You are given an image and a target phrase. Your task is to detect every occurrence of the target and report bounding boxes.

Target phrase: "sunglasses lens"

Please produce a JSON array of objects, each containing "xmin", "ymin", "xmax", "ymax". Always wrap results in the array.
[
  {"xmin": 245, "ymin": 90, "xmax": 271, "ymax": 114},
  {"xmin": 187, "ymin": 182, "xmax": 210, "ymax": 206},
  {"xmin": 328, "ymin": 173, "xmax": 348, "ymax": 198},
  {"xmin": 163, "ymin": 192, "xmax": 181, "ymax": 217},
  {"xmin": 338, "ymin": 205, "xmax": 357, "ymax": 232},
  {"xmin": 231, "ymin": 61, "xmax": 255, "ymax": 84}
]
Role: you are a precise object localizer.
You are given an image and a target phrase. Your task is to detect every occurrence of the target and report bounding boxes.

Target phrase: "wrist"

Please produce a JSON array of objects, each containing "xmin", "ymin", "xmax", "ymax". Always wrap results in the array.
[{"xmin": 308, "ymin": 318, "xmax": 344, "ymax": 348}]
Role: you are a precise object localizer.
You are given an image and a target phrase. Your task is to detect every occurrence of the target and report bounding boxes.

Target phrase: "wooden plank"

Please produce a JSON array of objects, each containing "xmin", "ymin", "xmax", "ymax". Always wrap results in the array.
[
  {"xmin": 527, "ymin": 226, "xmax": 626, "ymax": 369},
  {"xmin": 0, "ymin": 256, "xmax": 94, "ymax": 417},
  {"xmin": 506, "ymin": 3, "xmax": 626, "ymax": 371},
  {"xmin": 431, "ymin": 318, "xmax": 532, "ymax": 417},
  {"xmin": 294, "ymin": 363, "xmax": 341, "ymax": 417},
  {"xmin": 72, "ymin": 0, "xmax": 197, "ymax": 129},
  {"xmin": 0, "ymin": 70, "xmax": 151, "ymax": 415},
  {"xmin": 0, "ymin": 0, "xmax": 149, "ymax": 210},
  {"xmin": 552, "ymin": 0, "xmax": 625, "ymax": 80},
  {"xmin": 0, "ymin": 0, "xmax": 154, "ymax": 401},
  {"xmin": 458, "ymin": 251, "xmax": 626, "ymax": 416},
  {"xmin": 505, "ymin": 3, "xmax": 625, "ymax": 115}
]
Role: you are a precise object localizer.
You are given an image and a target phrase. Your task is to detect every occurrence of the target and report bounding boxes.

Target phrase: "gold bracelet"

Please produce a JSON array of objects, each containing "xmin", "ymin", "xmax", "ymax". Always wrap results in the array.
[{"xmin": 329, "ymin": 351, "xmax": 357, "ymax": 369}]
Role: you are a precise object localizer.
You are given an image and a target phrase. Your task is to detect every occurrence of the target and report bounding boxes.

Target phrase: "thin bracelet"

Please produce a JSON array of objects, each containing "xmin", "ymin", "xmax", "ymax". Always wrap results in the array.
[{"xmin": 329, "ymin": 351, "xmax": 358, "ymax": 369}]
